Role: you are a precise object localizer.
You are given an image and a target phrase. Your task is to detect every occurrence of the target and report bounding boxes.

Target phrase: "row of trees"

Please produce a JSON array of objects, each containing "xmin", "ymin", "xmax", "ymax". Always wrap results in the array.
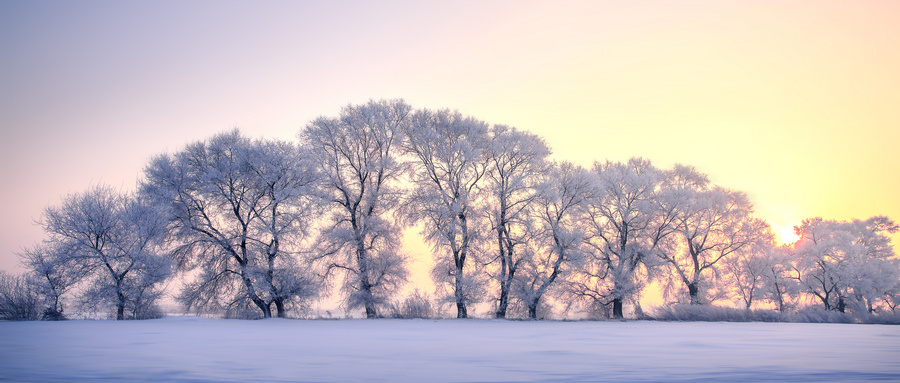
[{"xmin": 6, "ymin": 99, "xmax": 899, "ymax": 320}]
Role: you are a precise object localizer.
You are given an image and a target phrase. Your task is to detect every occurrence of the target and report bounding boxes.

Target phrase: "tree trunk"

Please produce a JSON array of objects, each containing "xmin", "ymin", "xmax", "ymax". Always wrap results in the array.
[
  {"xmin": 456, "ymin": 301, "xmax": 468, "ymax": 319},
  {"xmin": 528, "ymin": 297, "xmax": 540, "ymax": 319},
  {"xmin": 688, "ymin": 282, "xmax": 701, "ymax": 305},
  {"xmin": 496, "ymin": 226, "xmax": 509, "ymax": 319},
  {"xmin": 116, "ymin": 281, "xmax": 126, "ymax": 320},
  {"xmin": 274, "ymin": 299, "xmax": 286, "ymax": 318},
  {"xmin": 612, "ymin": 297, "xmax": 624, "ymax": 319}
]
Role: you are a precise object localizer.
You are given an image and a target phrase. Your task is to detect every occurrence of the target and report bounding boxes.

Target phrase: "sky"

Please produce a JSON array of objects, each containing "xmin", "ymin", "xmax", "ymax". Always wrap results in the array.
[{"xmin": 2, "ymin": 1, "xmax": 899, "ymax": 302}]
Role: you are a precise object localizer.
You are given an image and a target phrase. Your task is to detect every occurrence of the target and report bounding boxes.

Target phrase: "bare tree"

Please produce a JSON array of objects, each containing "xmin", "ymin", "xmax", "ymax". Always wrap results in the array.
[
  {"xmin": 301, "ymin": 99, "xmax": 410, "ymax": 318},
  {"xmin": 513, "ymin": 162, "xmax": 592, "ymax": 319},
  {"xmin": 483, "ymin": 125, "xmax": 550, "ymax": 318},
  {"xmin": 142, "ymin": 130, "xmax": 322, "ymax": 318},
  {"xmin": 36, "ymin": 185, "xmax": 172, "ymax": 320},
  {"xmin": 403, "ymin": 108, "xmax": 490, "ymax": 318}
]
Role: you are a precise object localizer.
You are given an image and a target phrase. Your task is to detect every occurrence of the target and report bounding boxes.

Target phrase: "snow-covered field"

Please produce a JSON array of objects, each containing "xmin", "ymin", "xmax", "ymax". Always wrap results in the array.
[{"xmin": 1, "ymin": 317, "xmax": 898, "ymax": 382}]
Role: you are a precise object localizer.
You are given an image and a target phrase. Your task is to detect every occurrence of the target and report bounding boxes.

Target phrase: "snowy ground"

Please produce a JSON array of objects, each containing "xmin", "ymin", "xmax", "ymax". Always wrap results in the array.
[{"xmin": 1, "ymin": 317, "xmax": 899, "ymax": 382}]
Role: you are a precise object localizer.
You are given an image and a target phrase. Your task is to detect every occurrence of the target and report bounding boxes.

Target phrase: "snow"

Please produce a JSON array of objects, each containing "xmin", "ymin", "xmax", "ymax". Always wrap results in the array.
[{"xmin": 1, "ymin": 317, "xmax": 898, "ymax": 382}]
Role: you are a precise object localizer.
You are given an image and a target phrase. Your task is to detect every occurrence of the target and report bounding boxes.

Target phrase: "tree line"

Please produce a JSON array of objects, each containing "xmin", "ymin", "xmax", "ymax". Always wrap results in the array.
[{"xmin": 3, "ymin": 99, "xmax": 898, "ymax": 321}]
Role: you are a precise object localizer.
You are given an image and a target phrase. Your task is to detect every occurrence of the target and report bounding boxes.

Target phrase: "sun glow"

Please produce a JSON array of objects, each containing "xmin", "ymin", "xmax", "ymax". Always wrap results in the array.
[{"xmin": 774, "ymin": 224, "xmax": 800, "ymax": 246}]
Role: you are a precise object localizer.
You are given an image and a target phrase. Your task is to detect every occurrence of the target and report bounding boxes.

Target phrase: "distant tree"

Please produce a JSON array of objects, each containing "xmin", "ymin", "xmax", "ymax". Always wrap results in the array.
[
  {"xmin": 19, "ymin": 241, "xmax": 80, "ymax": 319},
  {"xmin": 402, "ymin": 108, "xmax": 490, "ymax": 318},
  {"xmin": 721, "ymin": 226, "xmax": 777, "ymax": 309},
  {"xmin": 793, "ymin": 216, "xmax": 899, "ymax": 314},
  {"xmin": 142, "ymin": 130, "xmax": 322, "ymax": 318},
  {"xmin": 394, "ymin": 289, "xmax": 437, "ymax": 319},
  {"xmin": 0, "ymin": 271, "xmax": 41, "ymax": 321},
  {"xmin": 572, "ymin": 158, "xmax": 676, "ymax": 319},
  {"xmin": 301, "ymin": 100, "xmax": 410, "ymax": 318},
  {"xmin": 483, "ymin": 125, "xmax": 551, "ymax": 318},
  {"xmin": 758, "ymin": 246, "xmax": 800, "ymax": 313},
  {"xmin": 35, "ymin": 185, "xmax": 172, "ymax": 320},
  {"xmin": 513, "ymin": 162, "xmax": 592, "ymax": 319},
  {"xmin": 658, "ymin": 165, "xmax": 766, "ymax": 305}
]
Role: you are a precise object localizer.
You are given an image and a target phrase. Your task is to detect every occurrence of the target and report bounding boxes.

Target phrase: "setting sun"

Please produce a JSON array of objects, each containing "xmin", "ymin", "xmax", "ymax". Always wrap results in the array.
[{"xmin": 774, "ymin": 224, "xmax": 801, "ymax": 246}]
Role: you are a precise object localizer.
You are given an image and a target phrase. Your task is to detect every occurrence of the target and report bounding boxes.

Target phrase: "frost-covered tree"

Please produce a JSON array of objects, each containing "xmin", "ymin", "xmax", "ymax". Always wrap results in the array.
[
  {"xmin": 19, "ymin": 241, "xmax": 81, "ymax": 320},
  {"xmin": 793, "ymin": 216, "xmax": 899, "ymax": 314},
  {"xmin": 35, "ymin": 185, "xmax": 172, "ymax": 320},
  {"xmin": 483, "ymin": 125, "xmax": 550, "ymax": 318},
  {"xmin": 572, "ymin": 158, "xmax": 676, "ymax": 319},
  {"xmin": 658, "ymin": 165, "xmax": 766, "ymax": 305},
  {"xmin": 142, "ymin": 130, "xmax": 322, "ymax": 318},
  {"xmin": 721, "ymin": 226, "xmax": 777, "ymax": 309},
  {"xmin": 0, "ymin": 271, "xmax": 42, "ymax": 321},
  {"xmin": 302, "ymin": 100, "xmax": 410, "ymax": 318},
  {"xmin": 760, "ymin": 246, "xmax": 801, "ymax": 313},
  {"xmin": 513, "ymin": 162, "xmax": 592, "ymax": 319},
  {"xmin": 403, "ymin": 108, "xmax": 490, "ymax": 318}
]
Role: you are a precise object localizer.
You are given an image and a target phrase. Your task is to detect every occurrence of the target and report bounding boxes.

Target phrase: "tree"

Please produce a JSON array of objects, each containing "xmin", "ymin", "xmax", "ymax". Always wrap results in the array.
[
  {"xmin": 721, "ymin": 226, "xmax": 777, "ymax": 309},
  {"xmin": 793, "ymin": 216, "xmax": 899, "ymax": 314},
  {"xmin": 403, "ymin": 108, "xmax": 490, "ymax": 318},
  {"xmin": 142, "ymin": 130, "xmax": 321, "ymax": 318},
  {"xmin": 0, "ymin": 271, "xmax": 41, "ymax": 321},
  {"xmin": 758, "ymin": 246, "xmax": 800, "ymax": 312},
  {"xmin": 513, "ymin": 162, "xmax": 592, "ymax": 319},
  {"xmin": 301, "ymin": 100, "xmax": 410, "ymax": 318},
  {"xmin": 36, "ymin": 185, "xmax": 172, "ymax": 320},
  {"xmin": 658, "ymin": 165, "xmax": 766, "ymax": 305},
  {"xmin": 573, "ymin": 158, "xmax": 676, "ymax": 319},
  {"xmin": 483, "ymin": 124, "xmax": 551, "ymax": 318},
  {"xmin": 19, "ymin": 241, "xmax": 80, "ymax": 319}
]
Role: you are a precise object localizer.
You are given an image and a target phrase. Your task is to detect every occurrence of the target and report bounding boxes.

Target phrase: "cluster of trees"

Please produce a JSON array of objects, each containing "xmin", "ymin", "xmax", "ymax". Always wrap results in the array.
[{"xmin": 4, "ymin": 99, "xmax": 898, "ymax": 321}]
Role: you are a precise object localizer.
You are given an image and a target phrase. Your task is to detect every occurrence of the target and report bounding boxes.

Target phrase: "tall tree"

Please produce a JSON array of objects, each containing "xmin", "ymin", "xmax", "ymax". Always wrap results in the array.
[
  {"xmin": 573, "ymin": 158, "xmax": 676, "ymax": 319},
  {"xmin": 35, "ymin": 185, "xmax": 172, "ymax": 320},
  {"xmin": 513, "ymin": 162, "xmax": 592, "ymax": 319},
  {"xmin": 302, "ymin": 99, "xmax": 410, "ymax": 318},
  {"xmin": 142, "ymin": 130, "xmax": 322, "ymax": 318},
  {"xmin": 403, "ymin": 108, "xmax": 490, "ymax": 318},
  {"xmin": 484, "ymin": 124, "xmax": 550, "ymax": 318}
]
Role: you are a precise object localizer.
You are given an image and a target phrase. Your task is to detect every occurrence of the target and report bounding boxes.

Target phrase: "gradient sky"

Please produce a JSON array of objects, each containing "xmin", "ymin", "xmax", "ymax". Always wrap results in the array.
[{"xmin": 2, "ymin": 1, "xmax": 898, "ymax": 297}]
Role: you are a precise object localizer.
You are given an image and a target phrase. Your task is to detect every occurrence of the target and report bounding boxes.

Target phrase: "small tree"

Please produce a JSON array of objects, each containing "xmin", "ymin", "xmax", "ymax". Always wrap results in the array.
[
  {"xmin": 0, "ymin": 271, "xmax": 42, "ymax": 321},
  {"xmin": 35, "ymin": 185, "xmax": 172, "ymax": 320},
  {"xmin": 19, "ymin": 241, "xmax": 80, "ymax": 320},
  {"xmin": 721, "ymin": 227, "xmax": 777, "ymax": 309}
]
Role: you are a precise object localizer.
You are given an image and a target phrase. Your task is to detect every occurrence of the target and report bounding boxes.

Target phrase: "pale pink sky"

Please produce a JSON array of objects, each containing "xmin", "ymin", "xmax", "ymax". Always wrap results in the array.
[{"xmin": 2, "ymin": 1, "xmax": 899, "ymax": 289}]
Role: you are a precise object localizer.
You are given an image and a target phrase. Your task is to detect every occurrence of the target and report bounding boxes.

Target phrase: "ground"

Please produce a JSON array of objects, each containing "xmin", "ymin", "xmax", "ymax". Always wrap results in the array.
[{"xmin": 1, "ymin": 317, "xmax": 898, "ymax": 382}]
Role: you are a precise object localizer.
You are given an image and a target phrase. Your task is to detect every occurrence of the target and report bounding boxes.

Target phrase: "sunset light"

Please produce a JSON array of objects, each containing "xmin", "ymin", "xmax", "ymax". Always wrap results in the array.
[{"xmin": 1, "ymin": 2, "xmax": 899, "ymax": 380}]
